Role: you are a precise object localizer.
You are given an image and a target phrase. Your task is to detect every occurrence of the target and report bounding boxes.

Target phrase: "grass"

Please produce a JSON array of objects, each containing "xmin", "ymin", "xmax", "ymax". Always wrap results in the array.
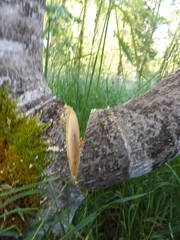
[
  {"xmin": 8, "ymin": 156, "xmax": 178, "ymax": 240},
  {"xmin": 47, "ymin": 67, "xmax": 140, "ymax": 136}
]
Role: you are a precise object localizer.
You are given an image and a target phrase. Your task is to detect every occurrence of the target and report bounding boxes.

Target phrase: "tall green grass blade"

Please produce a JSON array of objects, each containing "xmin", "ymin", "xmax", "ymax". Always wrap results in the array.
[
  {"xmin": 116, "ymin": 36, "xmax": 134, "ymax": 64},
  {"xmin": 165, "ymin": 162, "xmax": 180, "ymax": 184},
  {"xmin": 0, "ymin": 189, "xmax": 43, "ymax": 209},
  {"xmin": 0, "ymin": 230, "xmax": 20, "ymax": 239},
  {"xmin": 0, "ymin": 175, "xmax": 59, "ymax": 198},
  {"xmin": 107, "ymin": 192, "xmax": 149, "ymax": 205},
  {"xmin": 0, "ymin": 207, "xmax": 37, "ymax": 219},
  {"xmin": 96, "ymin": 0, "xmax": 114, "ymax": 89},
  {"xmin": 30, "ymin": 207, "xmax": 51, "ymax": 240},
  {"xmin": 60, "ymin": 211, "xmax": 99, "ymax": 240}
]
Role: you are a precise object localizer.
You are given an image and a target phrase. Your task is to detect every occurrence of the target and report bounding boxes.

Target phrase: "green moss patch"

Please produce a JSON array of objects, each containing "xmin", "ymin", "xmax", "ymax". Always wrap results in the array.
[{"xmin": 0, "ymin": 88, "xmax": 48, "ymax": 234}]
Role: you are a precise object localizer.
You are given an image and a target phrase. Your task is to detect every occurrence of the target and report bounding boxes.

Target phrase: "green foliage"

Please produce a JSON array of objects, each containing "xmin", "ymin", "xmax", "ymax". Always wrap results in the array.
[
  {"xmin": 158, "ymin": 24, "xmax": 180, "ymax": 78},
  {"xmin": 44, "ymin": 1, "xmax": 81, "ymax": 79},
  {"xmin": 72, "ymin": 157, "xmax": 180, "ymax": 240},
  {"xmin": 114, "ymin": 0, "xmax": 179, "ymax": 84},
  {"xmin": 0, "ymin": 88, "xmax": 47, "ymax": 235},
  {"xmin": 21, "ymin": 157, "xmax": 180, "ymax": 240},
  {"xmin": 48, "ymin": 69, "xmax": 138, "ymax": 135}
]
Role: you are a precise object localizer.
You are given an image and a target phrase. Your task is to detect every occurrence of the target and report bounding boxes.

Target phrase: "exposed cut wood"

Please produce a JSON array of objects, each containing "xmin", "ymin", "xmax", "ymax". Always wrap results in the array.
[{"xmin": 65, "ymin": 104, "xmax": 81, "ymax": 181}]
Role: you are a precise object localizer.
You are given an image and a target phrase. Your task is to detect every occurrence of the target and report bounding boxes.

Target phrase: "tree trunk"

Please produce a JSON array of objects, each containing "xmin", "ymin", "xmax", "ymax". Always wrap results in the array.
[
  {"xmin": 0, "ymin": 0, "xmax": 83, "ymax": 228},
  {"xmin": 0, "ymin": 0, "xmax": 179, "ymax": 199},
  {"xmin": 77, "ymin": 69, "xmax": 180, "ymax": 190},
  {"xmin": 0, "ymin": 0, "xmax": 69, "ymax": 175}
]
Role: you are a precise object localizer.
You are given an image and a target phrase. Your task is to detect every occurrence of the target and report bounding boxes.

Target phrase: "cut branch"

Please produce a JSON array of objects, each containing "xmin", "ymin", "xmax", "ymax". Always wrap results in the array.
[{"xmin": 75, "ymin": 69, "xmax": 180, "ymax": 190}]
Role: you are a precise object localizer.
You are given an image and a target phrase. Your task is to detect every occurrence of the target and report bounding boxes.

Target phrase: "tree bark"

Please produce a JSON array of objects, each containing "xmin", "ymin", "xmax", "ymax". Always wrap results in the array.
[
  {"xmin": 0, "ymin": 0, "xmax": 179, "ymax": 198},
  {"xmin": 0, "ymin": 0, "xmax": 69, "ymax": 175},
  {"xmin": 0, "ymin": 0, "xmax": 83, "ymax": 228},
  {"xmin": 77, "ymin": 69, "xmax": 180, "ymax": 190}
]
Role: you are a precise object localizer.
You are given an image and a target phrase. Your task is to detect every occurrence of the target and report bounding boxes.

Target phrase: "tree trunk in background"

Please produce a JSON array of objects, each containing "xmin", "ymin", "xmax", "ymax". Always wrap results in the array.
[{"xmin": 0, "ymin": 0, "xmax": 179, "ymax": 226}]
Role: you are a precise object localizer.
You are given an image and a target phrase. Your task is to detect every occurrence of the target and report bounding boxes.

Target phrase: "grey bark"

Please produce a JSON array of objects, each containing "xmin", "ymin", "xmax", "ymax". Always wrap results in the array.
[
  {"xmin": 78, "ymin": 69, "xmax": 180, "ymax": 190},
  {"xmin": 0, "ymin": 0, "xmax": 83, "ymax": 235},
  {"xmin": 0, "ymin": 0, "xmax": 70, "ymax": 175}
]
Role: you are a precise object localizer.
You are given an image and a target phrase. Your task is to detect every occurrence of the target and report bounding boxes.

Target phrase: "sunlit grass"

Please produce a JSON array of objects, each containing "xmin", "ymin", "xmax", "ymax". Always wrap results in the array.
[{"xmin": 47, "ymin": 67, "xmax": 140, "ymax": 136}]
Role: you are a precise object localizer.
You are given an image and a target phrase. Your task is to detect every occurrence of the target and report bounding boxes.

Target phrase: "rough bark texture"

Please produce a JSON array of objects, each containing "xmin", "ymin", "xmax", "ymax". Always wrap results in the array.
[
  {"xmin": 0, "ymin": 0, "xmax": 70, "ymax": 175},
  {"xmin": 0, "ymin": 0, "xmax": 50, "ymax": 101},
  {"xmin": 0, "ymin": 0, "xmax": 83, "ymax": 233},
  {"xmin": 77, "ymin": 69, "xmax": 180, "ymax": 190}
]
